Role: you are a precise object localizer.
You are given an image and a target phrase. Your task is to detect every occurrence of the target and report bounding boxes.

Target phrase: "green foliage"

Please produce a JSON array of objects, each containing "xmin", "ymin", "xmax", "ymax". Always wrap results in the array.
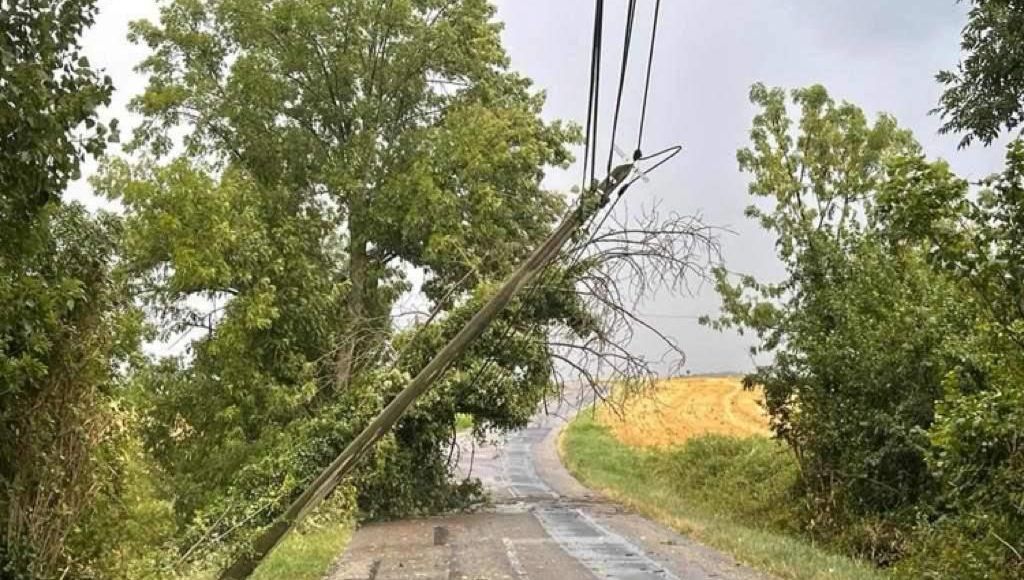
[
  {"xmin": 65, "ymin": 426, "xmax": 177, "ymax": 579},
  {"xmin": 0, "ymin": 0, "xmax": 122, "ymax": 430},
  {"xmin": 0, "ymin": 2, "xmax": 156, "ymax": 577},
  {"xmin": 707, "ymin": 85, "xmax": 951, "ymax": 547},
  {"xmin": 896, "ymin": 510, "xmax": 1024, "ymax": 580},
  {"xmin": 884, "ymin": 139, "xmax": 1024, "ymax": 579},
  {"xmin": 936, "ymin": 0, "xmax": 1024, "ymax": 147},
  {"xmin": 97, "ymin": 0, "xmax": 584, "ymax": 568},
  {"xmin": 0, "ymin": 0, "xmax": 116, "ymax": 251},
  {"xmin": 455, "ymin": 413, "xmax": 474, "ymax": 431},
  {"xmin": 561, "ymin": 413, "xmax": 886, "ymax": 580},
  {"xmin": 94, "ymin": 158, "xmax": 352, "ymax": 528},
  {"xmin": 655, "ymin": 435, "xmax": 800, "ymax": 532},
  {"xmin": 124, "ymin": 0, "xmax": 575, "ymax": 304},
  {"xmin": 708, "ymin": 83, "xmax": 1024, "ymax": 577},
  {"xmin": 0, "ymin": 203, "xmax": 162, "ymax": 580},
  {"xmin": 250, "ymin": 520, "xmax": 352, "ymax": 580}
]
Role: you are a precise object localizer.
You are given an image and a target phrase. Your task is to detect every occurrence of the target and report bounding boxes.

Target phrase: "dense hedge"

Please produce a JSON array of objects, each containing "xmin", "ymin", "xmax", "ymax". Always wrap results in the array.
[{"xmin": 708, "ymin": 84, "xmax": 1024, "ymax": 578}]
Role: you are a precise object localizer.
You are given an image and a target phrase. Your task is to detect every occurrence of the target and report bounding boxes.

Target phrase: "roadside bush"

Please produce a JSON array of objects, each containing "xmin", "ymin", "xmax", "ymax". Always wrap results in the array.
[
  {"xmin": 708, "ymin": 85, "xmax": 1024, "ymax": 574},
  {"xmin": 705, "ymin": 84, "xmax": 956, "ymax": 562},
  {"xmin": 1, "ymin": 206, "xmax": 151, "ymax": 579},
  {"xmin": 65, "ymin": 431, "xmax": 177, "ymax": 579},
  {"xmin": 880, "ymin": 139, "xmax": 1024, "ymax": 577},
  {"xmin": 898, "ymin": 510, "xmax": 1024, "ymax": 580}
]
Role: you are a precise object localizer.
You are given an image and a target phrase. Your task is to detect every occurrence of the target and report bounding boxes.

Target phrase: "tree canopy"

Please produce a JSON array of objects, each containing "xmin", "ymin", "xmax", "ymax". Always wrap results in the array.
[
  {"xmin": 936, "ymin": 0, "xmax": 1024, "ymax": 147},
  {"xmin": 94, "ymin": 0, "xmax": 595, "ymax": 567},
  {"xmin": 707, "ymin": 82, "xmax": 1024, "ymax": 577},
  {"xmin": 1, "ymin": 2, "xmax": 146, "ymax": 578}
]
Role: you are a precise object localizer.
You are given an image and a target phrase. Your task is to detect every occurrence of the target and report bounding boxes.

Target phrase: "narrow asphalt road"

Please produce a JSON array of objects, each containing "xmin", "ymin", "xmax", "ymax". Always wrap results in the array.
[{"xmin": 328, "ymin": 390, "xmax": 768, "ymax": 580}]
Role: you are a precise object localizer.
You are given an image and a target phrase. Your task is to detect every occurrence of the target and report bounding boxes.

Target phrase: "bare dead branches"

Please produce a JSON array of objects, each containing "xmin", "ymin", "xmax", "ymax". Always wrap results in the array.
[{"xmin": 545, "ymin": 202, "xmax": 721, "ymax": 406}]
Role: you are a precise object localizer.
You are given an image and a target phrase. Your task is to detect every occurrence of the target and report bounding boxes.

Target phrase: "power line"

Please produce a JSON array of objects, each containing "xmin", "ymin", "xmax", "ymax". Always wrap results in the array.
[
  {"xmin": 581, "ymin": 0, "xmax": 605, "ymax": 191},
  {"xmin": 466, "ymin": 0, "xmax": 616, "ymax": 402},
  {"xmin": 607, "ymin": 0, "xmax": 638, "ymax": 173},
  {"xmin": 636, "ymin": 0, "xmax": 663, "ymax": 156},
  {"xmin": 459, "ymin": 0, "xmax": 673, "ymax": 415}
]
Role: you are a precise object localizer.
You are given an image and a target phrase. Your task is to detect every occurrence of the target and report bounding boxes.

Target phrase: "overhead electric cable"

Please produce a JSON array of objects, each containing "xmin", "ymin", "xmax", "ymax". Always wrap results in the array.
[
  {"xmin": 636, "ymin": 0, "xmax": 662, "ymax": 157},
  {"xmin": 582, "ymin": 0, "xmax": 605, "ymax": 189},
  {"xmin": 461, "ymin": 0, "xmax": 675, "ymax": 415},
  {"xmin": 607, "ymin": 0, "xmax": 638, "ymax": 173},
  {"xmin": 468, "ymin": 0, "xmax": 609, "ymax": 405},
  {"xmin": 589, "ymin": 0, "xmax": 670, "ymax": 248}
]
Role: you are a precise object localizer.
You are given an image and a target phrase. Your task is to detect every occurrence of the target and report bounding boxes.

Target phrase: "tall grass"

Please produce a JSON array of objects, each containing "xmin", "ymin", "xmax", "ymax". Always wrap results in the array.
[
  {"xmin": 561, "ymin": 413, "xmax": 889, "ymax": 580},
  {"xmin": 455, "ymin": 413, "xmax": 474, "ymax": 431},
  {"xmin": 181, "ymin": 521, "xmax": 352, "ymax": 580},
  {"xmin": 251, "ymin": 521, "xmax": 352, "ymax": 580}
]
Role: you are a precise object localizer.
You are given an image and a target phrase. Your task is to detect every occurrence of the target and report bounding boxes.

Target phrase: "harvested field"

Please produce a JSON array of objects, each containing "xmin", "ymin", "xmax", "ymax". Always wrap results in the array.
[{"xmin": 598, "ymin": 376, "xmax": 771, "ymax": 447}]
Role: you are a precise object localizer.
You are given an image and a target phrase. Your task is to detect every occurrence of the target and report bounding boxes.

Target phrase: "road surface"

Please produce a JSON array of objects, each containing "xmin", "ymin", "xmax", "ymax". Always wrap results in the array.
[{"xmin": 327, "ymin": 390, "xmax": 768, "ymax": 580}]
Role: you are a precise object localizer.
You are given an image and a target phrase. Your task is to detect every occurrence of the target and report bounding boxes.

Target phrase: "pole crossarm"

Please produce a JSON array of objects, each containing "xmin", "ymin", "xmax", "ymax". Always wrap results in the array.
[{"xmin": 218, "ymin": 162, "xmax": 634, "ymax": 579}]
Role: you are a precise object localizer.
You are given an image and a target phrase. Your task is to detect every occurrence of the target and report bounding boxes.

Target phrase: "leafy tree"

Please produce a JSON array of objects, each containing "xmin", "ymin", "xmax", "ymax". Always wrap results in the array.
[
  {"xmin": 879, "ymin": 139, "xmax": 1024, "ymax": 579},
  {"xmin": 126, "ymin": 0, "xmax": 574, "ymax": 386},
  {"xmin": 99, "ymin": 0, "xmax": 584, "ymax": 563},
  {"xmin": 0, "ymin": 0, "xmax": 116, "ymax": 250},
  {"xmin": 936, "ymin": 0, "xmax": 1024, "ymax": 147},
  {"xmin": 712, "ymin": 82, "xmax": 1024, "ymax": 577},
  {"xmin": 0, "ymin": 2, "xmax": 151, "ymax": 578},
  {"xmin": 705, "ymin": 84, "xmax": 974, "ymax": 561},
  {"xmin": 923, "ymin": 7, "xmax": 1024, "ymax": 571}
]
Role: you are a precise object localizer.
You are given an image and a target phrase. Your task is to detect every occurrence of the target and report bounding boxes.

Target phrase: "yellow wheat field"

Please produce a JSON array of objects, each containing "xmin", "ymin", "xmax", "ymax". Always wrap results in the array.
[{"xmin": 598, "ymin": 376, "xmax": 771, "ymax": 447}]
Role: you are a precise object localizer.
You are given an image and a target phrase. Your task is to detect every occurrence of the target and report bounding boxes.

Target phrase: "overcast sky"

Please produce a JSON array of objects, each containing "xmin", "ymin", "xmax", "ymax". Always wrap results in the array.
[{"xmin": 74, "ymin": 0, "xmax": 1007, "ymax": 373}]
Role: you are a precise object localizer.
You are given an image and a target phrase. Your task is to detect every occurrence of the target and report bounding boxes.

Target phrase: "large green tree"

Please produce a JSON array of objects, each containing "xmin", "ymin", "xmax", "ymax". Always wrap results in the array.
[
  {"xmin": 126, "ymin": 0, "xmax": 573, "ymax": 385},
  {"xmin": 0, "ymin": 2, "xmax": 149, "ymax": 578},
  {"xmin": 706, "ymin": 84, "xmax": 971, "ymax": 562},
  {"xmin": 99, "ymin": 0, "xmax": 584, "ymax": 563}
]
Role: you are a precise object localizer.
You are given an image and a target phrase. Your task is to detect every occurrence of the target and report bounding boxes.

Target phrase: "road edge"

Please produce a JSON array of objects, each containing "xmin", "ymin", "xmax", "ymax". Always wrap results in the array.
[{"xmin": 536, "ymin": 399, "xmax": 773, "ymax": 580}]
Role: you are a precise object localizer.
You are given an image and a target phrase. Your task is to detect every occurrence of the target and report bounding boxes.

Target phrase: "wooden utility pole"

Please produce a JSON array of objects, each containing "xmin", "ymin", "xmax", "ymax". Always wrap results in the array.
[{"xmin": 219, "ymin": 163, "xmax": 634, "ymax": 579}]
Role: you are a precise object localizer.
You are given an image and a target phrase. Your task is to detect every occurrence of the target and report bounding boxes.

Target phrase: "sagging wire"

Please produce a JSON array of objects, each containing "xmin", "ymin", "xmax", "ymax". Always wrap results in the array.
[
  {"xmin": 607, "ymin": 0, "xmax": 639, "ymax": 174},
  {"xmin": 500, "ymin": 0, "xmax": 679, "ymax": 391},
  {"xmin": 636, "ymin": 0, "xmax": 663, "ymax": 157},
  {"xmin": 586, "ymin": 0, "xmax": 675, "ymax": 260},
  {"xmin": 455, "ymin": 0, "xmax": 678, "ymax": 426},
  {"xmin": 461, "ymin": 0, "xmax": 615, "ymax": 409}
]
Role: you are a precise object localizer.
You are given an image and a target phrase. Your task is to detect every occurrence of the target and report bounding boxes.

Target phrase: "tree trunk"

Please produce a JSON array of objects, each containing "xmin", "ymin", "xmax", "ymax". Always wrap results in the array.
[
  {"xmin": 336, "ymin": 204, "xmax": 370, "ymax": 389},
  {"xmin": 218, "ymin": 162, "xmax": 634, "ymax": 580}
]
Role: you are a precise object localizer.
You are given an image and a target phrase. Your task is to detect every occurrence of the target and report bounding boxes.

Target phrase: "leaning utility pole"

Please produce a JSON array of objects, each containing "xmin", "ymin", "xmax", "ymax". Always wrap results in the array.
[{"xmin": 219, "ymin": 163, "xmax": 634, "ymax": 579}]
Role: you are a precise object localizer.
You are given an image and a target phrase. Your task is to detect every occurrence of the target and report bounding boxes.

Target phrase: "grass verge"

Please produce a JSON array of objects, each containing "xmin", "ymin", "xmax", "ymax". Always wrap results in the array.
[
  {"xmin": 455, "ymin": 413, "xmax": 474, "ymax": 431},
  {"xmin": 560, "ymin": 412, "xmax": 888, "ymax": 580},
  {"xmin": 250, "ymin": 521, "xmax": 352, "ymax": 580}
]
